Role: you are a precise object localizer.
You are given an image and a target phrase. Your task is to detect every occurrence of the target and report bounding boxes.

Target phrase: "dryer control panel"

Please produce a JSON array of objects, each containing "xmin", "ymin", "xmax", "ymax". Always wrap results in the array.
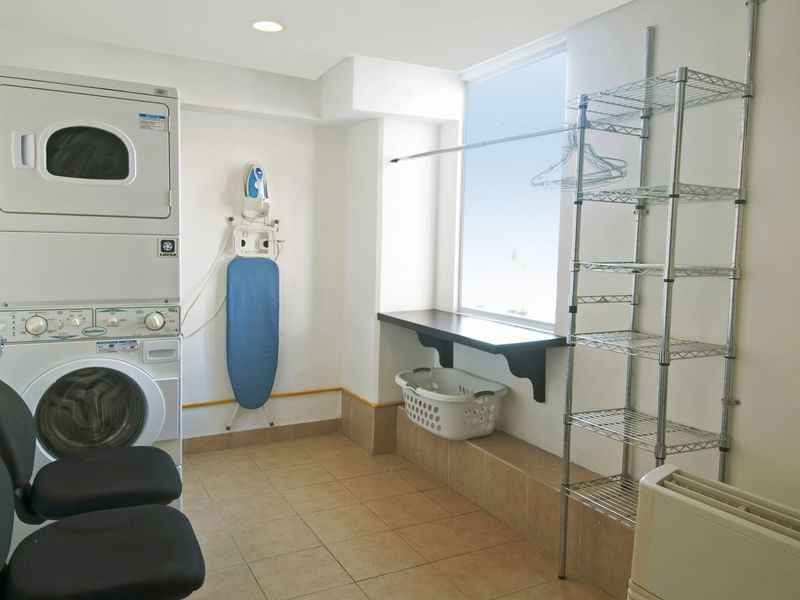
[
  {"xmin": 95, "ymin": 306, "xmax": 180, "ymax": 338},
  {"xmin": 0, "ymin": 306, "xmax": 179, "ymax": 343}
]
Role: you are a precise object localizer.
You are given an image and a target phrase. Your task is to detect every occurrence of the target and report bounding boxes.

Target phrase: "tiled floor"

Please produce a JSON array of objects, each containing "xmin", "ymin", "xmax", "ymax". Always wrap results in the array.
[{"xmin": 183, "ymin": 433, "xmax": 613, "ymax": 600}]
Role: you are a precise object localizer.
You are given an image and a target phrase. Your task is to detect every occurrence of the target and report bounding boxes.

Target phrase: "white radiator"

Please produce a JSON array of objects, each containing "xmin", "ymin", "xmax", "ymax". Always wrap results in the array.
[{"xmin": 628, "ymin": 465, "xmax": 800, "ymax": 600}]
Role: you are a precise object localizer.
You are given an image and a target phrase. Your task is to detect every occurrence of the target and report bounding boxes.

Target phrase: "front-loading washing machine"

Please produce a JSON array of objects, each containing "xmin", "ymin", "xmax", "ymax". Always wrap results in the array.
[{"xmin": 0, "ymin": 305, "xmax": 181, "ymax": 470}]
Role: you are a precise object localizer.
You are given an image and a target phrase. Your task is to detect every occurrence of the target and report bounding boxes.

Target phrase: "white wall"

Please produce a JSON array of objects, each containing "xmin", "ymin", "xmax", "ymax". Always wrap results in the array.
[
  {"xmin": 179, "ymin": 111, "xmax": 346, "ymax": 434},
  {"xmin": 433, "ymin": 0, "xmax": 800, "ymax": 508},
  {"xmin": 0, "ymin": 25, "xmax": 318, "ymax": 120},
  {"xmin": 340, "ymin": 120, "xmax": 383, "ymax": 401}
]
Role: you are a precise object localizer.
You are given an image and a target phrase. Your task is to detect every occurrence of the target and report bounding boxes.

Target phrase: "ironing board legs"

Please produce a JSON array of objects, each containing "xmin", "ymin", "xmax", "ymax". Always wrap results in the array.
[
  {"xmin": 262, "ymin": 406, "xmax": 275, "ymax": 427},
  {"xmin": 224, "ymin": 404, "xmax": 275, "ymax": 431},
  {"xmin": 224, "ymin": 405, "xmax": 240, "ymax": 432}
]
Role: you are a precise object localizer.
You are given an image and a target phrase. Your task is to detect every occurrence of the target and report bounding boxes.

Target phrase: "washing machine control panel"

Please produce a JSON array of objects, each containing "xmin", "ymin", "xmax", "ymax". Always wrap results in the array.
[
  {"xmin": 96, "ymin": 307, "xmax": 179, "ymax": 338},
  {"xmin": 0, "ymin": 308, "xmax": 92, "ymax": 342},
  {"xmin": 0, "ymin": 306, "xmax": 179, "ymax": 343}
]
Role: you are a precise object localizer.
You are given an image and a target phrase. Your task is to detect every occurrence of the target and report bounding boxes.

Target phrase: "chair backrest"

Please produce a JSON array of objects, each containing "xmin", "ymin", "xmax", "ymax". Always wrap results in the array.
[
  {"xmin": 0, "ymin": 459, "xmax": 14, "ymax": 567},
  {"xmin": 0, "ymin": 380, "xmax": 36, "ymax": 488}
]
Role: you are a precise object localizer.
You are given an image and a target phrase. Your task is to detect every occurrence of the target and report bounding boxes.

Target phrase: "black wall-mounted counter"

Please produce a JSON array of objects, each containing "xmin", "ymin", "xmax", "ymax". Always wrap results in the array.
[{"xmin": 377, "ymin": 310, "xmax": 566, "ymax": 403}]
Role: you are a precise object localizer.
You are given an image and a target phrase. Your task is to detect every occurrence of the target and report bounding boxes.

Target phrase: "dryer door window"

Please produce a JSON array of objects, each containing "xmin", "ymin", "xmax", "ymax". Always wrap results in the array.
[
  {"xmin": 45, "ymin": 126, "xmax": 131, "ymax": 180},
  {"xmin": 34, "ymin": 367, "xmax": 147, "ymax": 458}
]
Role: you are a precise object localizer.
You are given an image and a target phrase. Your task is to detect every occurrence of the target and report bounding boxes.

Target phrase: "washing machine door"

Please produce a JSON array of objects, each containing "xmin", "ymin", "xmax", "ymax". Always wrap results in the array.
[{"xmin": 23, "ymin": 358, "xmax": 166, "ymax": 460}]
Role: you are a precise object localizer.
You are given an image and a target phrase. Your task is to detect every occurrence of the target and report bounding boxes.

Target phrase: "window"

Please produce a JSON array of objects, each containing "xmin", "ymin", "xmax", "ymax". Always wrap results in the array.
[
  {"xmin": 45, "ymin": 126, "xmax": 130, "ymax": 180},
  {"xmin": 459, "ymin": 49, "xmax": 567, "ymax": 329}
]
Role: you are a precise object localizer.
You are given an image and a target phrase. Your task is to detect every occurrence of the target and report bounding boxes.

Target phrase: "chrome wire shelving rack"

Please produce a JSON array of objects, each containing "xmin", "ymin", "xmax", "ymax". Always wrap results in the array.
[{"xmin": 558, "ymin": 1, "xmax": 761, "ymax": 581}]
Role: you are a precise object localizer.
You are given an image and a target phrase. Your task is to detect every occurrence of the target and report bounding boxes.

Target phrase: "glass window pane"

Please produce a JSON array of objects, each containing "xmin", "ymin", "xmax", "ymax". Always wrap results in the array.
[
  {"xmin": 460, "ymin": 51, "xmax": 566, "ymax": 326},
  {"xmin": 46, "ymin": 126, "xmax": 130, "ymax": 180},
  {"xmin": 35, "ymin": 367, "xmax": 146, "ymax": 458}
]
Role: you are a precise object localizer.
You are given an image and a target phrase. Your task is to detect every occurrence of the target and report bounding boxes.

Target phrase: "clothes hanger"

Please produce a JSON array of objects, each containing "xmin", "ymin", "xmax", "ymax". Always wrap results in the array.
[{"xmin": 530, "ymin": 127, "xmax": 628, "ymax": 190}]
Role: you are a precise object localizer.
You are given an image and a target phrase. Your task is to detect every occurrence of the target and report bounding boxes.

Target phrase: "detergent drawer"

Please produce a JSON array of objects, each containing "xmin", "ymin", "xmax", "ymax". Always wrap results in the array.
[{"xmin": 0, "ymin": 82, "xmax": 173, "ymax": 221}]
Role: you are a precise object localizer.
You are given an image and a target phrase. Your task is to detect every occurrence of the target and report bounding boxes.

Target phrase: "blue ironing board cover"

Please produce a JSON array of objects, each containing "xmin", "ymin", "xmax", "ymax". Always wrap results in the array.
[{"xmin": 226, "ymin": 257, "xmax": 279, "ymax": 409}]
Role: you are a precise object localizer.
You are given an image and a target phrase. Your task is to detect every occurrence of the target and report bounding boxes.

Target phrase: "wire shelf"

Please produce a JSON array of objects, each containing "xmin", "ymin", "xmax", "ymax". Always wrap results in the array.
[
  {"xmin": 580, "ymin": 183, "xmax": 741, "ymax": 205},
  {"xmin": 570, "ymin": 408, "xmax": 721, "ymax": 453},
  {"xmin": 569, "ymin": 69, "xmax": 747, "ymax": 124},
  {"xmin": 577, "ymin": 294, "xmax": 633, "ymax": 304},
  {"xmin": 573, "ymin": 330, "xmax": 726, "ymax": 360},
  {"xmin": 566, "ymin": 475, "xmax": 639, "ymax": 527},
  {"xmin": 577, "ymin": 261, "xmax": 734, "ymax": 277}
]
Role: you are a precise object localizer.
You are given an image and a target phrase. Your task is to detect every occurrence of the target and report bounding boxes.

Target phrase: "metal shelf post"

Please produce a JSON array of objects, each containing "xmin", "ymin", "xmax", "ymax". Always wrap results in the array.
[{"xmin": 558, "ymin": 94, "xmax": 589, "ymax": 580}]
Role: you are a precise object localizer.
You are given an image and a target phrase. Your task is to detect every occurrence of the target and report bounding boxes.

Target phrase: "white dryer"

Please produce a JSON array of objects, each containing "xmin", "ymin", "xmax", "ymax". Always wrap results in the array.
[
  {"xmin": 0, "ymin": 66, "xmax": 180, "ymax": 306},
  {"xmin": 0, "ymin": 305, "xmax": 181, "ymax": 472}
]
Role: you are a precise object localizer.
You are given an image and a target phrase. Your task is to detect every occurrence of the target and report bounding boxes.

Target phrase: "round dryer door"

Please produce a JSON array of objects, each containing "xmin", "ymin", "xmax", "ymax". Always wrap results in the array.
[{"xmin": 23, "ymin": 358, "xmax": 166, "ymax": 460}]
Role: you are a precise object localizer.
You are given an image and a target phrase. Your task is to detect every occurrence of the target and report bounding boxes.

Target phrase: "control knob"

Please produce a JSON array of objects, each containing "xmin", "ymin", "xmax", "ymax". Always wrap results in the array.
[
  {"xmin": 25, "ymin": 315, "xmax": 48, "ymax": 336},
  {"xmin": 68, "ymin": 317, "xmax": 82, "ymax": 327},
  {"xmin": 144, "ymin": 311, "xmax": 166, "ymax": 331}
]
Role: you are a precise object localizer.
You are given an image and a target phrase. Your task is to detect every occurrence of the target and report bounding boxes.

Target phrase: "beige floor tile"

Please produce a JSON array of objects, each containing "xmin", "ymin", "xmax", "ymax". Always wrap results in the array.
[
  {"xmin": 186, "ymin": 447, "xmax": 246, "ymax": 466},
  {"xmin": 319, "ymin": 456, "xmax": 389, "ymax": 480},
  {"xmin": 202, "ymin": 470, "xmax": 279, "ymax": 502},
  {"xmin": 308, "ymin": 444, "xmax": 372, "ymax": 462},
  {"xmin": 394, "ymin": 466, "xmax": 445, "ymax": 491},
  {"xmin": 497, "ymin": 580, "xmax": 614, "ymax": 600},
  {"xmin": 433, "ymin": 540, "xmax": 557, "ymax": 600},
  {"xmin": 371, "ymin": 454, "xmax": 414, "ymax": 470},
  {"xmin": 182, "ymin": 478, "xmax": 212, "ymax": 508},
  {"xmin": 341, "ymin": 472, "xmax": 416, "ymax": 501},
  {"xmin": 188, "ymin": 564, "xmax": 266, "ymax": 600},
  {"xmin": 230, "ymin": 515, "xmax": 321, "ymax": 562},
  {"xmin": 282, "ymin": 481, "xmax": 361, "ymax": 514},
  {"xmin": 182, "ymin": 502, "xmax": 228, "ymax": 535},
  {"xmin": 296, "ymin": 433, "xmax": 357, "ymax": 450},
  {"xmin": 214, "ymin": 492, "xmax": 296, "ymax": 529},
  {"xmin": 302, "ymin": 504, "xmax": 389, "ymax": 544},
  {"xmin": 266, "ymin": 463, "xmax": 336, "ymax": 490},
  {"xmin": 296, "ymin": 584, "xmax": 368, "ymax": 599},
  {"xmin": 424, "ymin": 487, "xmax": 480, "ymax": 515},
  {"xmin": 358, "ymin": 564, "xmax": 467, "ymax": 600},
  {"xmin": 250, "ymin": 546, "xmax": 352, "ymax": 600},
  {"xmin": 397, "ymin": 516, "xmax": 494, "ymax": 561},
  {"xmin": 182, "ymin": 460, "xmax": 200, "ymax": 482},
  {"xmin": 195, "ymin": 530, "xmax": 245, "ymax": 572},
  {"xmin": 245, "ymin": 444, "xmax": 317, "ymax": 470},
  {"xmin": 366, "ymin": 492, "xmax": 449, "ymax": 529},
  {"xmin": 328, "ymin": 530, "xmax": 426, "ymax": 581},
  {"xmin": 192, "ymin": 454, "xmax": 260, "ymax": 480},
  {"xmin": 456, "ymin": 511, "xmax": 522, "ymax": 545}
]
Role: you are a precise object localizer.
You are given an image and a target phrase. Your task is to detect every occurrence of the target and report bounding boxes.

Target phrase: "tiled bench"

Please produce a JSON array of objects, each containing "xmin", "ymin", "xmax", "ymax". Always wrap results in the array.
[{"xmin": 396, "ymin": 407, "xmax": 634, "ymax": 600}]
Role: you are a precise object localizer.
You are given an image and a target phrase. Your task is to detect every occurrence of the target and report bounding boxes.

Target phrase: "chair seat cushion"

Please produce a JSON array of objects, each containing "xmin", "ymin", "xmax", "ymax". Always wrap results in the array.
[
  {"xmin": 30, "ymin": 446, "xmax": 181, "ymax": 519},
  {"xmin": 6, "ymin": 505, "xmax": 205, "ymax": 600}
]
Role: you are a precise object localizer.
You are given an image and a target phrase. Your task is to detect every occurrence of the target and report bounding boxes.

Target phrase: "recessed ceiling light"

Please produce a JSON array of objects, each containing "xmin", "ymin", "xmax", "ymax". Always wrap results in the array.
[{"xmin": 253, "ymin": 20, "xmax": 285, "ymax": 33}]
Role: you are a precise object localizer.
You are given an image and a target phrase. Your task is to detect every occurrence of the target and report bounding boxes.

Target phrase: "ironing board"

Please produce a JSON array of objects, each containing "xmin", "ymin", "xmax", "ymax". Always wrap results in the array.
[{"xmin": 225, "ymin": 256, "xmax": 279, "ymax": 427}]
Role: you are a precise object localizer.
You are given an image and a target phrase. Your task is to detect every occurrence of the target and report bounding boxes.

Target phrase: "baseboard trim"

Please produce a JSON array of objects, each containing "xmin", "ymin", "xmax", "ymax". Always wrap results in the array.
[{"xmin": 182, "ymin": 386, "xmax": 342, "ymax": 409}]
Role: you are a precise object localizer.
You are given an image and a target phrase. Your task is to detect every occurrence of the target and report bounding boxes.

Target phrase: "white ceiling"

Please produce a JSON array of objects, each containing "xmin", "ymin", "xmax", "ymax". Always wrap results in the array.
[{"xmin": 0, "ymin": 0, "xmax": 631, "ymax": 80}]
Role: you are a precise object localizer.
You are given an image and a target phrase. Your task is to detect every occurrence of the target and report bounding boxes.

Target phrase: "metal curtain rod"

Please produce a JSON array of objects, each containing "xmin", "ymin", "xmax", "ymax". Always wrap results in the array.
[{"xmin": 389, "ymin": 124, "xmax": 574, "ymax": 163}]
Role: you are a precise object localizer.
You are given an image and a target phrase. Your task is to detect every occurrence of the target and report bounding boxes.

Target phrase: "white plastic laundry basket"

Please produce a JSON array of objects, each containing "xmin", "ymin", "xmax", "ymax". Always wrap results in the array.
[{"xmin": 395, "ymin": 367, "xmax": 507, "ymax": 441}]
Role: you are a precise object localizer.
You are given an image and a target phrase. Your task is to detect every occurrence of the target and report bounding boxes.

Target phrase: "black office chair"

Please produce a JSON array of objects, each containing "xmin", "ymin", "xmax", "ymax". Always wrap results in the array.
[
  {"xmin": 0, "ymin": 458, "xmax": 205, "ymax": 600},
  {"xmin": 0, "ymin": 379, "xmax": 181, "ymax": 523}
]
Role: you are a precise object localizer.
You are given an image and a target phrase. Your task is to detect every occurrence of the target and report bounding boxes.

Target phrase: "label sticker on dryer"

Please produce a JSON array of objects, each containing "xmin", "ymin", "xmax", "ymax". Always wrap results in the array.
[
  {"xmin": 97, "ymin": 340, "xmax": 139, "ymax": 353},
  {"xmin": 138, "ymin": 113, "xmax": 167, "ymax": 131}
]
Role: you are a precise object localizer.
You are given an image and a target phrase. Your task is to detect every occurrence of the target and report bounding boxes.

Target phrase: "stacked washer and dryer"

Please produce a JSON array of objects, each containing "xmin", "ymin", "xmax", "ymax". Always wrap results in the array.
[{"xmin": 0, "ymin": 67, "xmax": 182, "ymax": 536}]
